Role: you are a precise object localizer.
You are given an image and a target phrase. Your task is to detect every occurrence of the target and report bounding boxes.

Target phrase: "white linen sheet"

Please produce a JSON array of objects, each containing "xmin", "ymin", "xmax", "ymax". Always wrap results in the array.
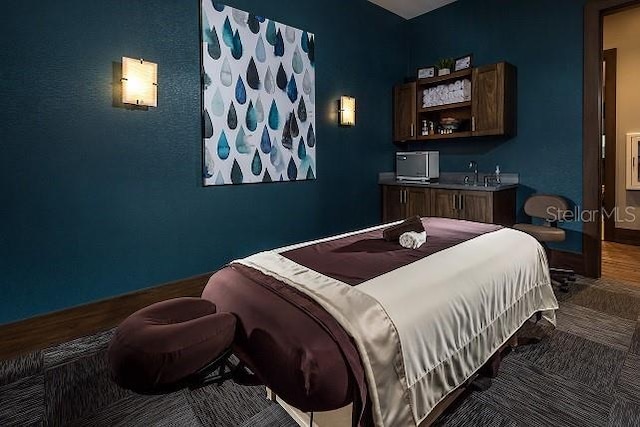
[{"xmin": 236, "ymin": 223, "xmax": 558, "ymax": 427}]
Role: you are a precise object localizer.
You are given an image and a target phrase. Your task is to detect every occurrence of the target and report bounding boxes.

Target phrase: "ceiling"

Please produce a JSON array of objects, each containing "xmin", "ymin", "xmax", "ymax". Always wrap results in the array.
[{"xmin": 367, "ymin": 0, "xmax": 458, "ymax": 20}]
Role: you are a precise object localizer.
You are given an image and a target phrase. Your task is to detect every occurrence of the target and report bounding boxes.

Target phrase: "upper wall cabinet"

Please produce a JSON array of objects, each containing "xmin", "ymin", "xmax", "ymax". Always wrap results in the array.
[
  {"xmin": 393, "ymin": 82, "xmax": 417, "ymax": 142},
  {"xmin": 393, "ymin": 62, "xmax": 516, "ymax": 142}
]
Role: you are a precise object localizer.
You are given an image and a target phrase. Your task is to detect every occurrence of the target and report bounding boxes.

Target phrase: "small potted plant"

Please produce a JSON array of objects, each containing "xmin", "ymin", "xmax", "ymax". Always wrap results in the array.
[{"xmin": 436, "ymin": 58, "xmax": 455, "ymax": 76}]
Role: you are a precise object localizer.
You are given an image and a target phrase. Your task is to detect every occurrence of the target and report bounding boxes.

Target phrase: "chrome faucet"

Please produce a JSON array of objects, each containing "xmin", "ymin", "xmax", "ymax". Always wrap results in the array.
[{"xmin": 468, "ymin": 160, "xmax": 478, "ymax": 186}]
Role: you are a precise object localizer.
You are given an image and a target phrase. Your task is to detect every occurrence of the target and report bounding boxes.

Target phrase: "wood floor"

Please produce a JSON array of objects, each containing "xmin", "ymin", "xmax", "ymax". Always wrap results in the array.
[{"xmin": 602, "ymin": 241, "xmax": 640, "ymax": 285}]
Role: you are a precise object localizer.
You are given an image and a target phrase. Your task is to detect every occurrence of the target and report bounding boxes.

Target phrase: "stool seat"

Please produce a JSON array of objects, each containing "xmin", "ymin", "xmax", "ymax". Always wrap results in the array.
[
  {"xmin": 108, "ymin": 297, "xmax": 236, "ymax": 393},
  {"xmin": 513, "ymin": 223, "xmax": 566, "ymax": 242}
]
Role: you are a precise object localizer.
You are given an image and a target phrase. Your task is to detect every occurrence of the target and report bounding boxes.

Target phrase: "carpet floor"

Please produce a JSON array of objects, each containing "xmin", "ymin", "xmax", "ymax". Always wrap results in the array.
[{"xmin": 1, "ymin": 275, "xmax": 639, "ymax": 426}]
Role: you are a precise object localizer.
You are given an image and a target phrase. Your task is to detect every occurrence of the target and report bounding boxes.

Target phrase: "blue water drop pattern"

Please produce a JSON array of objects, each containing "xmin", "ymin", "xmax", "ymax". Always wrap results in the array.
[
  {"xmin": 302, "ymin": 70, "xmax": 312, "ymax": 95},
  {"xmin": 201, "ymin": 4, "xmax": 316, "ymax": 186},
  {"xmin": 270, "ymin": 144, "xmax": 284, "ymax": 172},
  {"xmin": 222, "ymin": 16, "xmax": 234, "ymax": 48},
  {"xmin": 292, "ymin": 47, "xmax": 303, "ymax": 74},
  {"xmin": 282, "ymin": 113, "xmax": 293, "ymax": 150},
  {"xmin": 307, "ymin": 123, "xmax": 315, "ymax": 147},
  {"xmin": 235, "ymin": 76, "xmax": 247, "ymax": 104},
  {"xmin": 290, "ymin": 111, "xmax": 299, "ymax": 138},
  {"xmin": 287, "ymin": 157, "xmax": 298, "ymax": 181},
  {"xmin": 227, "ymin": 102, "xmax": 238, "ymax": 130},
  {"xmin": 203, "ymin": 109, "xmax": 213, "ymax": 139},
  {"xmin": 264, "ymin": 67, "xmax": 275, "ymax": 94},
  {"xmin": 287, "ymin": 75, "xmax": 298, "ymax": 103},
  {"xmin": 231, "ymin": 159, "xmax": 243, "ymax": 184},
  {"xmin": 236, "ymin": 127, "xmax": 251, "ymax": 154},
  {"xmin": 211, "ymin": 88, "xmax": 224, "ymax": 117},
  {"xmin": 297, "ymin": 98, "xmax": 307, "ymax": 122},
  {"xmin": 276, "ymin": 63, "xmax": 287, "ymax": 91},
  {"xmin": 255, "ymin": 95, "xmax": 265, "ymax": 123},
  {"xmin": 255, "ymin": 36, "xmax": 266, "ymax": 63},
  {"xmin": 266, "ymin": 20, "xmax": 277, "ymax": 45},
  {"xmin": 231, "ymin": 29, "xmax": 243, "ymax": 60},
  {"xmin": 298, "ymin": 136, "xmax": 307, "ymax": 159},
  {"xmin": 274, "ymin": 29, "xmax": 285, "ymax": 57},
  {"xmin": 251, "ymin": 149, "xmax": 262, "ymax": 176},
  {"xmin": 246, "ymin": 100, "xmax": 258, "ymax": 132},
  {"xmin": 268, "ymin": 100, "xmax": 279, "ymax": 130},
  {"xmin": 260, "ymin": 126, "xmax": 272, "ymax": 154},
  {"xmin": 306, "ymin": 164, "xmax": 315, "ymax": 180},
  {"xmin": 217, "ymin": 131, "xmax": 230, "ymax": 160},
  {"xmin": 285, "ymin": 27, "xmax": 296, "ymax": 43},
  {"xmin": 220, "ymin": 57, "xmax": 232, "ymax": 87},
  {"xmin": 215, "ymin": 171, "xmax": 225, "ymax": 185},
  {"xmin": 204, "ymin": 147, "xmax": 215, "ymax": 178},
  {"xmin": 232, "ymin": 9, "xmax": 247, "ymax": 27},
  {"xmin": 308, "ymin": 35, "xmax": 315, "ymax": 66},
  {"xmin": 246, "ymin": 58, "xmax": 260, "ymax": 90},
  {"xmin": 248, "ymin": 13, "xmax": 260, "ymax": 34}
]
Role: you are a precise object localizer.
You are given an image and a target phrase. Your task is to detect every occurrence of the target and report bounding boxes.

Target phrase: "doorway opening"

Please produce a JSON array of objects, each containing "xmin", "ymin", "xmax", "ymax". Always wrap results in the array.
[{"xmin": 586, "ymin": 1, "xmax": 640, "ymax": 283}]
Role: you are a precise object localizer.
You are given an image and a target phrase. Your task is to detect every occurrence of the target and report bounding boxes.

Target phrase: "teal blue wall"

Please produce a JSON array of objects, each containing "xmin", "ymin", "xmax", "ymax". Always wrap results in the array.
[
  {"xmin": 405, "ymin": 0, "xmax": 587, "ymax": 251},
  {"xmin": 0, "ymin": 0, "xmax": 406, "ymax": 324}
]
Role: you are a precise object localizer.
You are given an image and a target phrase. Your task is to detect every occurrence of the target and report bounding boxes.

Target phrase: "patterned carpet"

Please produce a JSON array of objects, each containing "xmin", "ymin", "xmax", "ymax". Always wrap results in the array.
[{"xmin": 1, "ymin": 276, "xmax": 639, "ymax": 426}]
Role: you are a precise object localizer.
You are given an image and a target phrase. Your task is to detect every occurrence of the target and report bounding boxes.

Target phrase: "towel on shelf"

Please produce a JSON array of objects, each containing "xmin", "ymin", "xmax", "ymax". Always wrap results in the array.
[
  {"xmin": 399, "ymin": 231, "xmax": 427, "ymax": 249},
  {"xmin": 383, "ymin": 215, "xmax": 425, "ymax": 242}
]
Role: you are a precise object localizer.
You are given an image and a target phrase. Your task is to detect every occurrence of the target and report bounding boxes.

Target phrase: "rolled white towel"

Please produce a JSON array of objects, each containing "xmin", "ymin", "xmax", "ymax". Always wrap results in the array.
[{"xmin": 399, "ymin": 231, "xmax": 427, "ymax": 249}]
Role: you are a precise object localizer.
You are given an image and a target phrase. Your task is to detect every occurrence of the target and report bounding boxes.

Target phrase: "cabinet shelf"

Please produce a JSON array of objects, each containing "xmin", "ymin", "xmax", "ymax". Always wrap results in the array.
[
  {"xmin": 415, "ymin": 131, "xmax": 473, "ymax": 141},
  {"xmin": 417, "ymin": 69, "xmax": 472, "ymax": 86},
  {"xmin": 418, "ymin": 101, "xmax": 471, "ymax": 113}
]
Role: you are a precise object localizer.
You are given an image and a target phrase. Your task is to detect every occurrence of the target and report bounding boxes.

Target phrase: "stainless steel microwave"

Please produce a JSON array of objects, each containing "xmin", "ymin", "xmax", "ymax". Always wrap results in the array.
[{"xmin": 396, "ymin": 151, "xmax": 440, "ymax": 182}]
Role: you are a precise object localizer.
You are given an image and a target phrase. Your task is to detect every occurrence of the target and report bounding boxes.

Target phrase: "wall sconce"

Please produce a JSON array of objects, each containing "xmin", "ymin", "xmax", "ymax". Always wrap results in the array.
[
  {"xmin": 121, "ymin": 57, "xmax": 158, "ymax": 107},
  {"xmin": 339, "ymin": 96, "xmax": 356, "ymax": 127}
]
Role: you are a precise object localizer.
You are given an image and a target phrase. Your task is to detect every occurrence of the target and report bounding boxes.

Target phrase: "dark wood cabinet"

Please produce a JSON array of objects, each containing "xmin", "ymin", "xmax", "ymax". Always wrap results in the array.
[
  {"xmin": 382, "ymin": 185, "xmax": 405, "ymax": 222},
  {"xmin": 382, "ymin": 185, "xmax": 516, "ymax": 226},
  {"xmin": 431, "ymin": 189, "xmax": 459, "ymax": 219},
  {"xmin": 430, "ymin": 188, "xmax": 516, "ymax": 225},
  {"xmin": 392, "ymin": 62, "xmax": 516, "ymax": 142},
  {"xmin": 393, "ymin": 82, "xmax": 417, "ymax": 142},
  {"xmin": 472, "ymin": 63, "xmax": 516, "ymax": 137},
  {"xmin": 382, "ymin": 185, "xmax": 430, "ymax": 222},
  {"xmin": 458, "ymin": 191, "xmax": 492, "ymax": 223}
]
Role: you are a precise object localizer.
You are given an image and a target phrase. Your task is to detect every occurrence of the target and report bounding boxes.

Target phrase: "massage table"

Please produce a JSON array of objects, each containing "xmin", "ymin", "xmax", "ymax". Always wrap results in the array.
[{"xmin": 109, "ymin": 217, "xmax": 558, "ymax": 427}]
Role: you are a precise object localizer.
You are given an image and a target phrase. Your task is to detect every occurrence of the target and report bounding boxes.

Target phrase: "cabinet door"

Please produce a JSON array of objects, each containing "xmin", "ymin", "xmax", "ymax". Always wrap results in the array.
[
  {"xmin": 406, "ymin": 188, "xmax": 430, "ymax": 218},
  {"xmin": 472, "ymin": 63, "xmax": 516, "ymax": 137},
  {"xmin": 382, "ymin": 186, "xmax": 406, "ymax": 222},
  {"xmin": 472, "ymin": 64, "xmax": 503, "ymax": 136},
  {"xmin": 459, "ymin": 191, "xmax": 492, "ymax": 223},
  {"xmin": 432, "ymin": 189, "xmax": 459, "ymax": 219},
  {"xmin": 393, "ymin": 82, "xmax": 417, "ymax": 142}
]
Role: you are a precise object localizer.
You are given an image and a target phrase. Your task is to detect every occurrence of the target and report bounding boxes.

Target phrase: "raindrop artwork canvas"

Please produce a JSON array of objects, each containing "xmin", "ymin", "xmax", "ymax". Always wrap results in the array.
[{"xmin": 201, "ymin": 2, "xmax": 316, "ymax": 186}]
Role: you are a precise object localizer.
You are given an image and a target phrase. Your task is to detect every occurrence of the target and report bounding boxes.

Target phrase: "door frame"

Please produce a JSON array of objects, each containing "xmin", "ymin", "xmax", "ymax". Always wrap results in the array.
[
  {"xmin": 583, "ymin": 0, "xmax": 640, "ymax": 277},
  {"xmin": 602, "ymin": 48, "xmax": 617, "ymax": 242}
]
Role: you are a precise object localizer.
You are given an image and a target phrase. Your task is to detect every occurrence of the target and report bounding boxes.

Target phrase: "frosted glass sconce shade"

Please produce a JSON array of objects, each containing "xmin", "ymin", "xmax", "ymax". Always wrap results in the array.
[
  {"xmin": 121, "ymin": 57, "xmax": 158, "ymax": 107},
  {"xmin": 339, "ymin": 96, "xmax": 356, "ymax": 126}
]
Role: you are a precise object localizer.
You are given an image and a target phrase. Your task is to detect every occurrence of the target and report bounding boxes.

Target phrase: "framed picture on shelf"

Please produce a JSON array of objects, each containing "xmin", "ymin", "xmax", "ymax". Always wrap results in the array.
[
  {"xmin": 454, "ymin": 54, "xmax": 473, "ymax": 71},
  {"xmin": 417, "ymin": 66, "xmax": 436, "ymax": 79}
]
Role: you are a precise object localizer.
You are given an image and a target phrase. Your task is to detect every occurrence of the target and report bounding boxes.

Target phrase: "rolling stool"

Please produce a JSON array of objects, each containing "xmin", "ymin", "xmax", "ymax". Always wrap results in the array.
[
  {"xmin": 514, "ymin": 194, "xmax": 576, "ymax": 292},
  {"xmin": 108, "ymin": 297, "xmax": 258, "ymax": 394}
]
